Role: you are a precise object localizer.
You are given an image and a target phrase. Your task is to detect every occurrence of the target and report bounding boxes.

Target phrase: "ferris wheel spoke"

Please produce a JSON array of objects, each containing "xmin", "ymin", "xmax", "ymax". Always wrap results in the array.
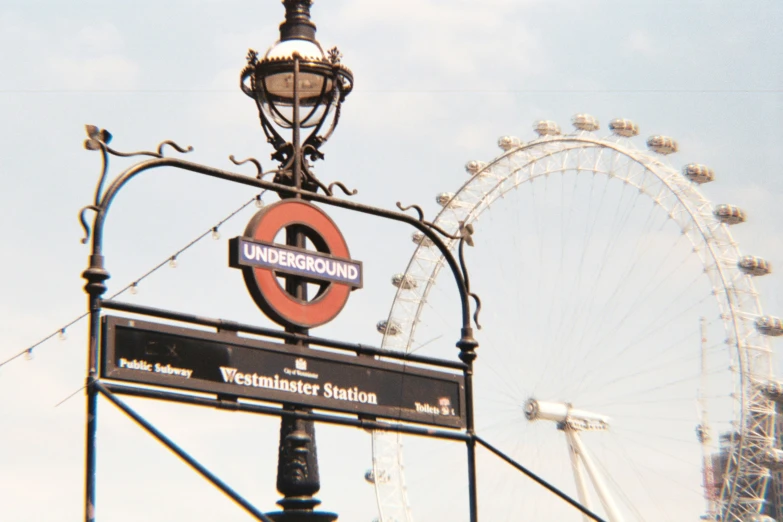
[
  {"xmin": 561, "ymin": 209, "xmax": 676, "ymax": 383},
  {"xmin": 578, "ymin": 224, "xmax": 689, "ymax": 345},
  {"xmin": 566, "ymin": 203, "xmax": 666, "ymax": 346},
  {"xmin": 574, "ymin": 258, "xmax": 706, "ymax": 387},
  {"xmin": 589, "ymin": 288, "xmax": 714, "ymax": 382},
  {"xmin": 599, "ymin": 435, "xmax": 663, "ymax": 522},
  {"xmin": 556, "ymin": 197, "xmax": 662, "ymax": 370}
]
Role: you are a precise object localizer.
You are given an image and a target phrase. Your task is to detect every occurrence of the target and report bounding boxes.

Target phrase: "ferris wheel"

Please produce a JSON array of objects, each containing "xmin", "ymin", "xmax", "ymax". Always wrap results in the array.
[{"xmin": 366, "ymin": 115, "xmax": 783, "ymax": 522}]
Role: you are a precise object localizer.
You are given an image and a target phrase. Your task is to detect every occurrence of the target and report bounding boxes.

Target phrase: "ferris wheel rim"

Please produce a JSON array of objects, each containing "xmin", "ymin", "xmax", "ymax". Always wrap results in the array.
[{"xmin": 371, "ymin": 129, "xmax": 773, "ymax": 522}]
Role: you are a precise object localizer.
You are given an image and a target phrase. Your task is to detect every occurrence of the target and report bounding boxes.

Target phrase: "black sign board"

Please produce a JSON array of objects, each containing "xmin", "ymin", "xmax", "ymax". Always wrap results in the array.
[{"xmin": 100, "ymin": 316, "xmax": 465, "ymax": 429}]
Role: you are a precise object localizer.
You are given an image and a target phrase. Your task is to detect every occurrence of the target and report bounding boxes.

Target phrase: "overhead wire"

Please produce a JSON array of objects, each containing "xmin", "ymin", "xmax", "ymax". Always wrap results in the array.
[{"xmin": 0, "ymin": 189, "xmax": 268, "ymax": 371}]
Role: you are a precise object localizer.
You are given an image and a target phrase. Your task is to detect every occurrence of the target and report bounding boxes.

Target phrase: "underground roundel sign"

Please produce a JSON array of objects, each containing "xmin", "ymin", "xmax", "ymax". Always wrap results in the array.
[{"xmin": 229, "ymin": 200, "xmax": 362, "ymax": 329}]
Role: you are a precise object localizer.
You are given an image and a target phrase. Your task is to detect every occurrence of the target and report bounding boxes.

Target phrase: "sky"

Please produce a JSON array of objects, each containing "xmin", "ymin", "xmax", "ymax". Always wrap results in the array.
[{"xmin": 0, "ymin": 1, "xmax": 781, "ymax": 521}]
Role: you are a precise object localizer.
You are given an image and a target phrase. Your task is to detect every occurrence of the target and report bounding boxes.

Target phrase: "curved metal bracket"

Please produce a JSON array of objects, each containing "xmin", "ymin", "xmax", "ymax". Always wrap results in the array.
[
  {"xmin": 327, "ymin": 181, "xmax": 358, "ymax": 197},
  {"xmin": 229, "ymin": 155, "xmax": 265, "ymax": 179},
  {"xmin": 83, "ymin": 125, "xmax": 194, "ymax": 207},
  {"xmin": 79, "ymin": 205, "xmax": 100, "ymax": 244},
  {"xmin": 82, "ymin": 132, "xmax": 478, "ymax": 333},
  {"xmin": 396, "ymin": 202, "xmax": 425, "ymax": 222},
  {"xmin": 396, "ymin": 201, "xmax": 464, "ymax": 242}
]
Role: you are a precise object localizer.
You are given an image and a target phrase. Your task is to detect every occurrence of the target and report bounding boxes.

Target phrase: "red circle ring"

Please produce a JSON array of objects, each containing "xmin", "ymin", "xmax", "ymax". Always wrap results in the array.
[{"xmin": 241, "ymin": 200, "xmax": 353, "ymax": 329}]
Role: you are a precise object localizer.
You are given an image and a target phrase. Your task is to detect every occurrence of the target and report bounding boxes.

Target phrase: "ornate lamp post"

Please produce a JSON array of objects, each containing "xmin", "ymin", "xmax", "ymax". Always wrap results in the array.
[
  {"xmin": 241, "ymin": 0, "xmax": 353, "ymax": 190},
  {"xmin": 241, "ymin": 2, "xmax": 352, "ymax": 520}
]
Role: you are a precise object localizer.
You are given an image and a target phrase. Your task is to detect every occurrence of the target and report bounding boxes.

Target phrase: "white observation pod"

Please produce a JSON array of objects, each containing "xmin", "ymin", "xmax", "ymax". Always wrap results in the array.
[
  {"xmin": 533, "ymin": 120, "xmax": 561, "ymax": 136},
  {"xmin": 498, "ymin": 135, "xmax": 522, "ymax": 151},
  {"xmin": 465, "ymin": 160, "xmax": 488, "ymax": 176},
  {"xmin": 761, "ymin": 448, "xmax": 783, "ymax": 470},
  {"xmin": 364, "ymin": 469, "xmax": 390, "ymax": 484},
  {"xmin": 608, "ymin": 118, "xmax": 640, "ymax": 137},
  {"xmin": 411, "ymin": 232, "xmax": 433, "ymax": 248},
  {"xmin": 714, "ymin": 204, "xmax": 747, "ymax": 225},
  {"xmin": 739, "ymin": 256, "xmax": 771, "ymax": 276},
  {"xmin": 391, "ymin": 273, "xmax": 418, "ymax": 290},
  {"xmin": 756, "ymin": 316, "xmax": 783, "ymax": 337},
  {"xmin": 572, "ymin": 113, "xmax": 600, "ymax": 132},
  {"xmin": 435, "ymin": 192, "xmax": 456, "ymax": 207},
  {"xmin": 762, "ymin": 381, "xmax": 783, "ymax": 402},
  {"xmin": 683, "ymin": 163, "xmax": 715, "ymax": 184},
  {"xmin": 376, "ymin": 320, "xmax": 402, "ymax": 336},
  {"xmin": 646, "ymin": 135, "xmax": 679, "ymax": 154}
]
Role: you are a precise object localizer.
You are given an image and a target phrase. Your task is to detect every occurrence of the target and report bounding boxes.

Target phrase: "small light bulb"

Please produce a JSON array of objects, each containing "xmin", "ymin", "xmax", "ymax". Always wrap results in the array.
[
  {"xmin": 169, "ymin": 256, "xmax": 178, "ymax": 268},
  {"xmin": 24, "ymin": 349, "xmax": 33, "ymax": 361},
  {"xmin": 58, "ymin": 328, "xmax": 67, "ymax": 341},
  {"xmin": 211, "ymin": 227, "xmax": 221, "ymax": 240},
  {"xmin": 255, "ymin": 195, "xmax": 264, "ymax": 208},
  {"xmin": 130, "ymin": 282, "xmax": 138, "ymax": 295}
]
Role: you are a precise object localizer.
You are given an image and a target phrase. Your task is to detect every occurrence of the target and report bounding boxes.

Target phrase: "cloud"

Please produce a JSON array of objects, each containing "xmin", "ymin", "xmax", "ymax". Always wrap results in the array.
[
  {"xmin": 0, "ymin": 14, "xmax": 138, "ymax": 90},
  {"xmin": 47, "ymin": 21, "xmax": 139, "ymax": 90},
  {"xmin": 335, "ymin": 0, "xmax": 547, "ymax": 85},
  {"xmin": 625, "ymin": 30, "xmax": 657, "ymax": 57},
  {"xmin": 48, "ymin": 54, "xmax": 139, "ymax": 91}
]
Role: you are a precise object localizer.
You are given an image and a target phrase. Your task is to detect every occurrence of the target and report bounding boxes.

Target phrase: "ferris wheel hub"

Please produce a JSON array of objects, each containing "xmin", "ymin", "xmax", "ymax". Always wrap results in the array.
[{"xmin": 524, "ymin": 399, "xmax": 610, "ymax": 431}]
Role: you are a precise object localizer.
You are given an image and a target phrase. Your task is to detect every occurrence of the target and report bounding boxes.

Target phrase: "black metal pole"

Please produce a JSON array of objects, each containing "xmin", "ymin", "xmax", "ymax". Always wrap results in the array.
[
  {"xmin": 292, "ymin": 56, "xmax": 302, "ymax": 197},
  {"xmin": 458, "ymin": 332, "xmax": 479, "ymax": 522},
  {"xmin": 101, "ymin": 382, "xmax": 472, "ymax": 442},
  {"xmin": 466, "ymin": 381, "xmax": 478, "ymax": 522},
  {"xmin": 268, "ymin": 54, "xmax": 336, "ymax": 522},
  {"xmin": 474, "ymin": 435, "xmax": 607, "ymax": 522},
  {"xmin": 85, "ymin": 376, "xmax": 98, "ymax": 522},
  {"xmin": 82, "ymin": 253, "xmax": 109, "ymax": 522}
]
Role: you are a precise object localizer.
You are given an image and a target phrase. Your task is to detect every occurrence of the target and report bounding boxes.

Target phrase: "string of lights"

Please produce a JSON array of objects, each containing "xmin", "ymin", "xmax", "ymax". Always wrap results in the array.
[{"xmin": 0, "ymin": 190, "xmax": 268, "ymax": 370}]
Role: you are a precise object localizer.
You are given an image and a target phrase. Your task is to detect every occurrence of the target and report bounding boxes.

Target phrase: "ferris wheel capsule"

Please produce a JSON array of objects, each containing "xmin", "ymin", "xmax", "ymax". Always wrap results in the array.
[
  {"xmin": 376, "ymin": 320, "xmax": 402, "ymax": 336},
  {"xmin": 436, "ymin": 192, "xmax": 456, "ymax": 207},
  {"xmin": 465, "ymin": 160, "xmax": 488, "ymax": 176},
  {"xmin": 392, "ymin": 273, "xmax": 418, "ymax": 290},
  {"xmin": 738, "ymin": 256, "xmax": 771, "ymax": 276},
  {"xmin": 760, "ymin": 448, "xmax": 783, "ymax": 470},
  {"xmin": 683, "ymin": 163, "xmax": 715, "ymax": 184},
  {"xmin": 365, "ymin": 469, "xmax": 390, "ymax": 484},
  {"xmin": 572, "ymin": 113, "xmax": 600, "ymax": 132},
  {"xmin": 714, "ymin": 204, "xmax": 747, "ymax": 225},
  {"xmin": 695, "ymin": 423, "xmax": 711, "ymax": 444},
  {"xmin": 411, "ymin": 231, "xmax": 433, "ymax": 248},
  {"xmin": 608, "ymin": 118, "xmax": 640, "ymax": 137},
  {"xmin": 756, "ymin": 316, "xmax": 783, "ymax": 337},
  {"xmin": 646, "ymin": 135, "xmax": 679, "ymax": 154},
  {"xmin": 762, "ymin": 381, "xmax": 783, "ymax": 402},
  {"xmin": 498, "ymin": 136, "xmax": 522, "ymax": 151},
  {"xmin": 533, "ymin": 120, "xmax": 561, "ymax": 136}
]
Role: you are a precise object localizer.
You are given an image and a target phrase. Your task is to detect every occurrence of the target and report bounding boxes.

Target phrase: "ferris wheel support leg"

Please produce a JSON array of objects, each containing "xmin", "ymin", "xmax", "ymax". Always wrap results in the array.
[
  {"xmin": 565, "ymin": 430, "xmax": 593, "ymax": 522},
  {"xmin": 570, "ymin": 431, "xmax": 625, "ymax": 522}
]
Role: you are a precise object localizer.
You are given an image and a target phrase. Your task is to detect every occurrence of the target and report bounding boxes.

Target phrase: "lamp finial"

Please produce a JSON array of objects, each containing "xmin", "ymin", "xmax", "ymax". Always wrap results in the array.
[{"xmin": 280, "ymin": 0, "xmax": 316, "ymax": 42}]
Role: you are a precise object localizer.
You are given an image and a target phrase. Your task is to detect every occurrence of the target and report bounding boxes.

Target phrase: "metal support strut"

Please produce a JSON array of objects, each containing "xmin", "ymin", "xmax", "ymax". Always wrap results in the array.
[{"xmin": 93, "ymin": 381, "xmax": 274, "ymax": 522}]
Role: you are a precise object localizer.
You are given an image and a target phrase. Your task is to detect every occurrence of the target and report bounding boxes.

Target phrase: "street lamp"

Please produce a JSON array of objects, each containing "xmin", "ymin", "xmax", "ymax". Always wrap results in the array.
[
  {"xmin": 241, "ymin": 0, "xmax": 353, "ymax": 184},
  {"xmin": 242, "ymin": 2, "xmax": 351, "ymax": 521}
]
